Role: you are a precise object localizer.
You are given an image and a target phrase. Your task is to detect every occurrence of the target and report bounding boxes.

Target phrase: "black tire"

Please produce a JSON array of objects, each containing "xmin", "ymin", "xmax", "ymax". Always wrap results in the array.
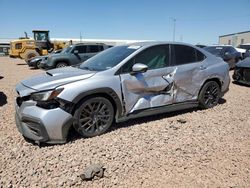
[
  {"xmin": 56, "ymin": 62, "xmax": 68, "ymax": 68},
  {"xmin": 34, "ymin": 60, "xmax": 41, "ymax": 69},
  {"xmin": 36, "ymin": 61, "xmax": 41, "ymax": 69},
  {"xmin": 73, "ymin": 97, "xmax": 114, "ymax": 138},
  {"xmin": 24, "ymin": 50, "xmax": 39, "ymax": 62},
  {"xmin": 198, "ymin": 81, "xmax": 221, "ymax": 109}
]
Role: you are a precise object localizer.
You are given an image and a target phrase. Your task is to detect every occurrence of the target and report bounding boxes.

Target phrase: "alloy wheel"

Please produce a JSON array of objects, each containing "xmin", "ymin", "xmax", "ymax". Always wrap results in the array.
[{"xmin": 74, "ymin": 97, "xmax": 114, "ymax": 137}]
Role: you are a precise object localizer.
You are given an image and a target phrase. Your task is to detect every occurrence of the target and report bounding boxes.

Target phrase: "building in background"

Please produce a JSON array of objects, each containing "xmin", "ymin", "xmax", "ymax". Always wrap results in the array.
[
  {"xmin": 0, "ymin": 43, "xmax": 10, "ymax": 56},
  {"xmin": 219, "ymin": 31, "xmax": 250, "ymax": 47}
]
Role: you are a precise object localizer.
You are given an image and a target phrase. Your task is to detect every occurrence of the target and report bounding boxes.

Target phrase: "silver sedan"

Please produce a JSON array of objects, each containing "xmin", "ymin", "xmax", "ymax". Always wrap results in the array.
[{"xmin": 15, "ymin": 42, "xmax": 230, "ymax": 144}]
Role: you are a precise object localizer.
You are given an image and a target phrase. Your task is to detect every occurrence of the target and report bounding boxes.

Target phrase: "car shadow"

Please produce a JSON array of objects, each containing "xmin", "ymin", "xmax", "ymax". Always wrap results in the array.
[
  {"xmin": 17, "ymin": 63, "xmax": 27, "ymax": 65},
  {"xmin": 68, "ymin": 106, "xmax": 202, "ymax": 143},
  {"xmin": 0, "ymin": 76, "xmax": 4, "ymax": 80},
  {"xmin": 29, "ymin": 67, "xmax": 39, "ymax": 70},
  {"xmin": 232, "ymin": 81, "xmax": 250, "ymax": 88},
  {"xmin": 218, "ymin": 98, "xmax": 226, "ymax": 105},
  {"xmin": 28, "ymin": 98, "xmax": 228, "ymax": 147},
  {"xmin": 0, "ymin": 92, "xmax": 7, "ymax": 106}
]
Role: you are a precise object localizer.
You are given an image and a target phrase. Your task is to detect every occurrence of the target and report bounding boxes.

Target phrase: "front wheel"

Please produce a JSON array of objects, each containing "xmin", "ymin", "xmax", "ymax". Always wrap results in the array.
[
  {"xmin": 56, "ymin": 62, "xmax": 68, "ymax": 68},
  {"xmin": 73, "ymin": 97, "xmax": 114, "ymax": 138},
  {"xmin": 198, "ymin": 81, "xmax": 221, "ymax": 109},
  {"xmin": 34, "ymin": 60, "xmax": 41, "ymax": 69}
]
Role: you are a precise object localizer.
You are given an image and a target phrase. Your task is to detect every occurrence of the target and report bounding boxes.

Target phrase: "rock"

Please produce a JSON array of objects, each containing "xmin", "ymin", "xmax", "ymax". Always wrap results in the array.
[
  {"xmin": 80, "ymin": 164, "xmax": 105, "ymax": 181},
  {"xmin": 177, "ymin": 118, "xmax": 187, "ymax": 124}
]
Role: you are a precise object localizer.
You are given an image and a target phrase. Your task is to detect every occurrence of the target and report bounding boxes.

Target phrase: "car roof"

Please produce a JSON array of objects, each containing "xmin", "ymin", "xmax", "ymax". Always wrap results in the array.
[
  {"xmin": 74, "ymin": 43, "xmax": 106, "ymax": 46},
  {"xmin": 205, "ymin": 45, "xmax": 231, "ymax": 48},
  {"xmin": 127, "ymin": 41, "xmax": 198, "ymax": 48}
]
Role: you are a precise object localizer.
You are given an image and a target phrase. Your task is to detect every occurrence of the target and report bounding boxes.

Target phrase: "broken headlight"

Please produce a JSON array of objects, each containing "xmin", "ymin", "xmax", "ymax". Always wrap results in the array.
[{"xmin": 31, "ymin": 88, "xmax": 64, "ymax": 102}]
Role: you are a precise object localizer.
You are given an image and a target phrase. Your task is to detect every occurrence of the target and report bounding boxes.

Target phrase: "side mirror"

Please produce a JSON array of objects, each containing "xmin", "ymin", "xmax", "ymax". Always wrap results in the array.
[
  {"xmin": 73, "ymin": 50, "xmax": 78, "ymax": 54},
  {"xmin": 224, "ymin": 52, "xmax": 232, "ymax": 60},
  {"xmin": 131, "ymin": 63, "xmax": 148, "ymax": 75}
]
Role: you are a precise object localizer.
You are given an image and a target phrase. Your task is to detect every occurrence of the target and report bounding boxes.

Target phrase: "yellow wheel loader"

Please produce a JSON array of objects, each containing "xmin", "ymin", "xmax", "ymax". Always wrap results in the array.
[{"xmin": 9, "ymin": 30, "xmax": 66, "ymax": 62}]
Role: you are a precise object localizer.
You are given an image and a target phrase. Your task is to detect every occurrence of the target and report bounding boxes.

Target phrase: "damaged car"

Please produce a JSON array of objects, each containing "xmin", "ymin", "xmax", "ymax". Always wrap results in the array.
[
  {"xmin": 233, "ymin": 57, "xmax": 250, "ymax": 85},
  {"xmin": 27, "ymin": 49, "xmax": 62, "ymax": 69},
  {"xmin": 15, "ymin": 42, "xmax": 230, "ymax": 144},
  {"xmin": 204, "ymin": 45, "xmax": 241, "ymax": 69}
]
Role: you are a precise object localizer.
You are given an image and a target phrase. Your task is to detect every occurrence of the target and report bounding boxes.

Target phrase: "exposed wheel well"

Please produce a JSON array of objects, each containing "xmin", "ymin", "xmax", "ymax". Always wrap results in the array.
[
  {"xmin": 56, "ymin": 61, "xmax": 69, "ymax": 66},
  {"xmin": 65, "ymin": 93, "xmax": 119, "ymax": 140},
  {"xmin": 71, "ymin": 93, "xmax": 118, "ymax": 118}
]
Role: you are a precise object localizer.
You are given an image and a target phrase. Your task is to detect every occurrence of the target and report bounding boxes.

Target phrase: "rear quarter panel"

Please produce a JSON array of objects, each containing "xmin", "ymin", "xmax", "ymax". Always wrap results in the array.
[{"xmin": 200, "ymin": 56, "xmax": 230, "ymax": 94}]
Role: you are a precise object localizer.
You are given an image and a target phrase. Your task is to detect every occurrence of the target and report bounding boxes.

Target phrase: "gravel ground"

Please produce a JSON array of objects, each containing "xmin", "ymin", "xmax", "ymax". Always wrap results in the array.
[{"xmin": 0, "ymin": 56, "xmax": 250, "ymax": 187}]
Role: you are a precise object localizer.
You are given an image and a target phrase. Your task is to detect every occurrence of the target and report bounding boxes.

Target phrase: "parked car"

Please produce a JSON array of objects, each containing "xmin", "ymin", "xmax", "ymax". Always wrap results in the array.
[
  {"xmin": 233, "ymin": 57, "xmax": 250, "ymax": 85},
  {"xmin": 15, "ymin": 42, "xmax": 230, "ymax": 144},
  {"xmin": 39, "ymin": 43, "xmax": 111, "ymax": 69},
  {"xmin": 203, "ymin": 45, "xmax": 242, "ymax": 69},
  {"xmin": 244, "ymin": 50, "xmax": 250, "ymax": 58},
  {"xmin": 195, "ymin": 44, "xmax": 206, "ymax": 48},
  {"xmin": 237, "ymin": 43, "xmax": 250, "ymax": 58},
  {"xmin": 27, "ymin": 49, "xmax": 62, "ymax": 69}
]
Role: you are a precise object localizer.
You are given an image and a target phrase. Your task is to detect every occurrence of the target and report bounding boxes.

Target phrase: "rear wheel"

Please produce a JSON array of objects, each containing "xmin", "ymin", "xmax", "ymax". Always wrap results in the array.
[
  {"xmin": 24, "ymin": 50, "xmax": 39, "ymax": 62},
  {"xmin": 56, "ymin": 62, "xmax": 68, "ymax": 68},
  {"xmin": 73, "ymin": 97, "xmax": 114, "ymax": 138},
  {"xmin": 198, "ymin": 81, "xmax": 221, "ymax": 109}
]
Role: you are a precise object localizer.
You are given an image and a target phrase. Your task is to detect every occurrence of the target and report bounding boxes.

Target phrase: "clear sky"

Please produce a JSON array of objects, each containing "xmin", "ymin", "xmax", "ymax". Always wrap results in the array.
[{"xmin": 0, "ymin": 0, "xmax": 249, "ymax": 45}]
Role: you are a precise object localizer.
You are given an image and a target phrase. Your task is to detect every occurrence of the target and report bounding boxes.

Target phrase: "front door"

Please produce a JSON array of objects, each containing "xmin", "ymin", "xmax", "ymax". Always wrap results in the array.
[
  {"xmin": 119, "ymin": 45, "xmax": 176, "ymax": 114},
  {"xmin": 71, "ymin": 45, "xmax": 87, "ymax": 65}
]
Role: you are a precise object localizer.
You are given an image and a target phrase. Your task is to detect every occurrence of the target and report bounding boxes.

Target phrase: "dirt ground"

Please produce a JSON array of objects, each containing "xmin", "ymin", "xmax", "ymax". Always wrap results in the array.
[{"xmin": 0, "ymin": 56, "xmax": 249, "ymax": 187}]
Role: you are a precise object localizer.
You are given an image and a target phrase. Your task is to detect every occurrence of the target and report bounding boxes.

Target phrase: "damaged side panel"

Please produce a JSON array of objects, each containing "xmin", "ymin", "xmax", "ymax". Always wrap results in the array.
[
  {"xmin": 120, "ymin": 67, "xmax": 177, "ymax": 113},
  {"xmin": 120, "ymin": 61, "xmax": 206, "ymax": 114},
  {"xmin": 172, "ymin": 62, "xmax": 208, "ymax": 103}
]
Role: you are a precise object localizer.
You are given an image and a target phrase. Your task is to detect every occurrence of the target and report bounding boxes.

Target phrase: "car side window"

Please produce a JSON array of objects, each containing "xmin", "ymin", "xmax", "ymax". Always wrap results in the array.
[
  {"xmin": 121, "ymin": 45, "xmax": 169, "ymax": 73},
  {"xmin": 88, "ymin": 45, "xmax": 100, "ymax": 53},
  {"xmin": 171, "ymin": 44, "xmax": 204, "ymax": 66},
  {"xmin": 99, "ymin": 45, "xmax": 104, "ymax": 51},
  {"xmin": 196, "ymin": 50, "xmax": 206, "ymax": 61},
  {"xmin": 75, "ymin": 46, "xmax": 87, "ymax": 53}
]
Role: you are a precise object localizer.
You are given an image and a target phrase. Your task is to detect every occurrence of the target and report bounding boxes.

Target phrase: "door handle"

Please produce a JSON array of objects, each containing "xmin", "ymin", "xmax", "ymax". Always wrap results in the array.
[{"xmin": 200, "ymin": 65, "xmax": 207, "ymax": 70}]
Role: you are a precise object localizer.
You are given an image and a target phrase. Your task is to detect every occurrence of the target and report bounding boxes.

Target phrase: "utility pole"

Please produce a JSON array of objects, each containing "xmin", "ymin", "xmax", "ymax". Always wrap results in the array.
[
  {"xmin": 170, "ymin": 17, "xmax": 176, "ymax": 42},
  {"xmin": 80, "ymin": 31, "xmax": 82, "ymax": 42}
]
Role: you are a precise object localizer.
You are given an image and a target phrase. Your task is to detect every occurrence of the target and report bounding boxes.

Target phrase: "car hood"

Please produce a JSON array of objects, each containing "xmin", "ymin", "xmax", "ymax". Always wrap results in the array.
[
  {"xmin": 236, "ymin": 57, "xmax": 250, "ymax": 68},
  {"xmin": 19, "ymin": 67, "xmax": 95, "ymax": 94},
  {"xmin": 49, "ymin": 53, "xmax": 67, "ymax": 58}
]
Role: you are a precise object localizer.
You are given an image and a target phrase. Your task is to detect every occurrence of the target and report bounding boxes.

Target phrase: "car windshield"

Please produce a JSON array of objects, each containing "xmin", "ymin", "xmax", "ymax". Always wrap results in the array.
[
  {"xmin": 204, "ymin": 46, "xmax": 223, "ymax": 56},
  {"xmin": 61, "ymin": 46, "xmax": 73, "ymax": 54},
  {"xmin": 79, "ymin": 45, "xmax": 139, "ymax": 71}
]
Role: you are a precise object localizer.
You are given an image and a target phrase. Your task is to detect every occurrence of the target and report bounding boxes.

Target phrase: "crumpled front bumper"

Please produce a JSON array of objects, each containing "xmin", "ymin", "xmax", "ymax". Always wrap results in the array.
[
  {"xmin": 233, "ymin": 67, "xmax": 250, "ymax": 85},
  {"xmin": 39, "ymin": 60, "xmax": 54, "ymax": 70},
  {"xmin": 15, "ymin": 99, "xmax": 73, "ymax": 144}
]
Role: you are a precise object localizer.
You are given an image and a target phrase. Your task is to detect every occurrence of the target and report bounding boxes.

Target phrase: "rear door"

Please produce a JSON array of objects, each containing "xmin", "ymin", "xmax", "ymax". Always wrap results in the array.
[
  {"xmin": 169, "ymin": 44, "xmax": 206, "ymax": 103},
  {"xmin": 119, "ymin": 45, "xmax": 176, "ymax": 114}
]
